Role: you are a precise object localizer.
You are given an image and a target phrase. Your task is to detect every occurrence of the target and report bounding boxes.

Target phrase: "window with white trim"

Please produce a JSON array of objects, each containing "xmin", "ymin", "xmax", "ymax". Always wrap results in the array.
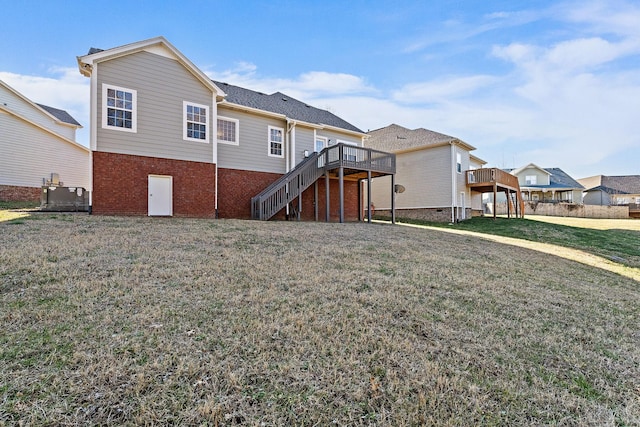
[
  {"xmin": 268, "ymin": 126, "xmax": 284, "ymax": 157},
  {"xmin": 525, "ymin": 175, "xmax": 537, "ymax": 185},
  {"xmin": 456, "ymin": 152, "xmax": 462, "ymax": 173},
  {"xmin": 315, "ymin": 136, "xmax": 327, "ymax": 152},
  {"xmin": 217, "ymin": 116, "xmax": 239, "ymax": 145},
  {"xmin": 183, "ymin": 101, "xmax": 208, "ymax": 142},
  {"xmin": 102, "ymin": 84, "xmax": 137, "ymax": 132}
]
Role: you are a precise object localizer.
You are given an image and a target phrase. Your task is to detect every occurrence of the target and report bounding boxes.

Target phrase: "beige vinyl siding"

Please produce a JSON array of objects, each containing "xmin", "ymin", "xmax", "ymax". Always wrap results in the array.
[
  {"xmin": 0, "ymin": 85, "xmax": 77, "ymax": 140},
  {"xmin": 0, "ymin": 112, "xmax": 89, "ymax": 188},
  {"xmin": 216, "ymin": 107, "xmax": 286, "ymax": 173},
  {"xmin": 455, "ymin": 147, "xmax": 471, "ymax": 207},
  {"xmin": 294, "ymin": 126, "xmax": 314, "ymax": 164},
  {"xmin": 96, "ymin": 51, "xmax": 214, "ymax": 163},
  {"xmin": 323, "ymin": 130, "xmax": 360, "ymax": 147},
  {"xmin": 371, "ymin": 145, "xmax": 452, "ymax": 209},
  {"xmin": 516, "ymin": 167, "xmax": 550, "ymax": 186}
]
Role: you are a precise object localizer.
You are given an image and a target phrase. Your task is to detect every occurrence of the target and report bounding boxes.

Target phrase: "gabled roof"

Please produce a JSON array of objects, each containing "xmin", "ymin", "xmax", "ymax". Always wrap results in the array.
[
  {"xmin": 77, "ymin": 36, "xmax": 224, "ymax": 99},
  {"xmin": 506, "ymin": 166, "xmax": 584, "ymax": 190},
  {"xmin": 510, "ymin": 163, "xmax": 551, "ymax": 176},
  {"xmin": 578, "ymin": 175, "xmax": 640, "ymax": 194},
  {"xmin": 215, "ymin": 80, "xmax": 363, "ymax": 134},
  {"xmin": 35, "ymin": 103, "xmax": 81, "ymax": 127},
  {"xmin": 365, "ymin": 123, "xmax": 475, "ymax": 153},
  {"xmin": 77, "ymin": 37, "xmax": 362, "ymax": 135}
]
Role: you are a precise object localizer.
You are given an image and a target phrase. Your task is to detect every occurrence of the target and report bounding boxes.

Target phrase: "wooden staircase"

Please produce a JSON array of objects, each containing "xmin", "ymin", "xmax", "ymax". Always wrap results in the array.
[
  {"xmin": 251, "ymin": 152, "xmax": 323, "ymax": 220},
  {"xmin": 251, "ymin": 144, "xmax": 396, "ymax": 221}
]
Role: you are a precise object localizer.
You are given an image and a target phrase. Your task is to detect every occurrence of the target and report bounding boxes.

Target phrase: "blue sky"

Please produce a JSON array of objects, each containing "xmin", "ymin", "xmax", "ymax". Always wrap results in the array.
[{"xmin": 2, "ymin": 0, "xmax": 639, "ymax": 178}]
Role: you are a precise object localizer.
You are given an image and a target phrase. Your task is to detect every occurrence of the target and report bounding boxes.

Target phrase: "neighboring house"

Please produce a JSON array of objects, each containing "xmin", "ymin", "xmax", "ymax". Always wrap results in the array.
[
  {"xmin": 503, "ymin": 164, "xmax": 584, "ymax": 203},
  {"xmin": 578, "ymin": 175, "xmax": 640, "ymax": 218},
  {"xmin": 76, "ymin": 36, "xmax": 394, "ymax": 220},
  {"xmin": 579, "ymin": 175, "xmax": 640, "ymax": 205},
  {"xmin": 364, "ymin": 124, "xmax": 500, "ymax": 222},
  {"xmin": 0, "ymin": 80, "xmax": 89, "ymax": 201}
]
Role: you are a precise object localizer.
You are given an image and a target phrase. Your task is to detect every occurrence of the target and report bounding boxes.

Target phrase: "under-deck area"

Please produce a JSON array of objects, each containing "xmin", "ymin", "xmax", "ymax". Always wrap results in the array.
[
  {"xmin": 466, "ymin": 168, "xmax": 524, "ymax": 218},
  {"xmin": 252, "ymin": 144, "xmax": 396, "ymax": 223}
]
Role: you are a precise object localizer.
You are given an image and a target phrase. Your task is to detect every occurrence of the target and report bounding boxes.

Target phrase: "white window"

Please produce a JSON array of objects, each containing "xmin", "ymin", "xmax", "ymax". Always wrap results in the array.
[
  {"xmin": 315, "ymin": 136, "xmax": 327, "ymax": 152},
  {"xmin": 268, "ymin": 126, "xmax": 284, "ymax": 158},
  {"xmin": 183, "ymin": 101, "xmax": 208, "ymax": 142},
  {"xmin": 102, "ymin": 84, "xmax": 137, "ymax": 132},
  {"xmin": 525, "ymin": 175, "xmax": 537, "ymax": 185},
  {"xmin": 217, "ymin": 116, "xmax": 239, "ymax": 145},
  {"xmin": 456, "ymin": 152, "xmax": 462, "ymax": 173}
]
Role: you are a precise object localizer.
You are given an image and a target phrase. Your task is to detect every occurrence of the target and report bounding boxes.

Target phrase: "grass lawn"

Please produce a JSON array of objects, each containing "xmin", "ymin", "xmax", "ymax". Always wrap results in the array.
[
  {"xmin": 1, "ymin": 214, "xmax": 639, "ymax": 425},
  {"xmin": 394, "ymin": 215, "xmax": 640, "ymax": 269}
]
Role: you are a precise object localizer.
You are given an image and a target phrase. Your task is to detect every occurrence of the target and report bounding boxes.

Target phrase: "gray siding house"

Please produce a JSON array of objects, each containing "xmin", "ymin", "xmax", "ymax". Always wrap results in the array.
[
  {"xmin": 77, "ymin": 36, "xmax": 388, "ymax": 220},
  {"xmin": 504, "ymin": 164, "xmax": 584, "ymax": 203}
]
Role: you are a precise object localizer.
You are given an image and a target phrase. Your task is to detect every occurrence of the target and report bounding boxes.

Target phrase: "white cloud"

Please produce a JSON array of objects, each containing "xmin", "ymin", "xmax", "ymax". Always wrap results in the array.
[
  {"xmin": 207, "ymin": 66, "xmax": 376, "ymax": 100},
  {"xmin": 0, "ymin": 68, "xmax": 90, "ymax": 146},
  {"xmin": 392, "ymin": 75, "xmax": 498, "ymax": 104}
]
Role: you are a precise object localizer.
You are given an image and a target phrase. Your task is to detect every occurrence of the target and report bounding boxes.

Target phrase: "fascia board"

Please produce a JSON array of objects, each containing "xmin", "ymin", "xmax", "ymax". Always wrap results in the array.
[{"xmin": 77, "ymin": 36, "xmax": 225, "ymax": 97}]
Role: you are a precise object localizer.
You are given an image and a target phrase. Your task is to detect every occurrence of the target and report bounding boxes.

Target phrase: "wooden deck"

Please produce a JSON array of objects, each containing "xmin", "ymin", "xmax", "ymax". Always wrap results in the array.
[
  {"xmin": 466, "ymin": 168, "xmax": 524, "ymax": 219},
  {"xmin": 252, "ymin": 144, "xmax": 396, "ymax": 222}
]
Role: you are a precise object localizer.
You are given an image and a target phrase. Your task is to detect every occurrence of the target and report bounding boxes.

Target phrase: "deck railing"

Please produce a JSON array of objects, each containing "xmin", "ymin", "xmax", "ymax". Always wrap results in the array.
[
  {"xmin": 251, "ymin": 144, "xmax": 395, "ymax": 221},
  {"xmin": 319, "ymin": 144, "xmax": 396, "ymax": 174},
  {"xmin": 466, "ymin": 168, "xmax": 520, "ymax": 189}
]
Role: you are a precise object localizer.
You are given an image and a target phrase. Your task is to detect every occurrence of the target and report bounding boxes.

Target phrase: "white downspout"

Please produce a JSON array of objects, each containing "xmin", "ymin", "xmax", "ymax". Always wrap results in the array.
[
  {"xmin": 288, "ymin": 119, "xmax": 297, "ymax": 170},
  {"xmin": 214, "ymin": 98, "xmax": 223, "ymax": 218},
  {"xmin": 88, "ymin": 63, "xmax": 98, "ymax": 209}
]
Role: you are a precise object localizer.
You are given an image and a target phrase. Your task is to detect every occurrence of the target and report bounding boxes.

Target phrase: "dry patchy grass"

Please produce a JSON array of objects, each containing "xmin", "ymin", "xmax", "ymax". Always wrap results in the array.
[
  {"xmin": 525, "ymin": 215, "xmax": 640, "ymax": 231},
  {"xmin": 1, "ymin": 214, "xmax": 639, "ymax": 426}
]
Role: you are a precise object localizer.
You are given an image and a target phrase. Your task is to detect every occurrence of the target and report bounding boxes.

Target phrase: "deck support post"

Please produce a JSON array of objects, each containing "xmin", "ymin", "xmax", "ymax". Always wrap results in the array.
[
  {"xmin": 325, "ymin": 173, "xmax": 330, "ymax": 222},
  {"xmin": 493, "ymin": 183, "xmax": 497, "ymax": 220},
  {"xmin": 314, "ymin": 180, "xmax": 318, "ymax": 222},
  {"xmin": 367, "ymin": 170, "xmax": 372, "ymax": 223},
  {"xmin": 391, "ymin": 173, "xmax": 396, "ymax": 225},
  {"xmin": 339, "ymin": 166, "xmax": 344, "ymax": 223}
]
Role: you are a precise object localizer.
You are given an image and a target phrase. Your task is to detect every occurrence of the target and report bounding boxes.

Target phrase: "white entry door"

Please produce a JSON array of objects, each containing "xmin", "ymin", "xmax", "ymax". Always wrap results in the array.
[{"xmin": 148, "ymin": 175, "xmax": 173, "ymax": 216}]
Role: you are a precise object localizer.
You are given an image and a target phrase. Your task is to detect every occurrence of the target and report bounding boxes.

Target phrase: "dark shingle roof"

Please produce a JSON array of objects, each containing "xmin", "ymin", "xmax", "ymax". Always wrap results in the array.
[
  {"xmin": 580, "ymin": 175, "xmax": 640, "ymax": 194},
  {"xmin": 365, "ymin": 124, "xmax": 461, "ymax": 152},
  {"xmin": 36, "ymin": 103, "xmax": 82, "ymax": 127},
  {"xmin": 213, "ymin": 80, "xmax": 363, "ymax": 133},
  {"xmin": 87, "ymin": 47, "xmax": 104, "ymax": 55},
  {"xmin": 545, "ymin": 168, "xmax": 584, "ymax": 189},
  {"xmin": 505, "ymin": 167, "xmax": 583, "ymax": 189}
]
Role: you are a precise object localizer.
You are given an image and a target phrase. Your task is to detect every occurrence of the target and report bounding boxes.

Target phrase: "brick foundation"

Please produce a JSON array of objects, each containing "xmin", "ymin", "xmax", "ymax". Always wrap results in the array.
[
  {"xmin": 0, "ymin": 185, "xmax": 41, "ymax": 202},
  {"xmin": 218, "ymin": 168, "xmax": 360, "ymax": 221},
  {"xmin": 92, "ymin": 151, "xmax": 216, "ymax": 217}
]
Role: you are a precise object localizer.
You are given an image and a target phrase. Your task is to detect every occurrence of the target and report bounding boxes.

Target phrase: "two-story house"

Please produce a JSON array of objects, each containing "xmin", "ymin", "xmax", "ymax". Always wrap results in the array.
[
  {"xmin": 364, "ymin": 124, "xmax": 495, "ymax": 222},
  {"xmin": 505, "ymin": 164, "xmax": 584, "ymax": 203},
  {"xmin": 77, "ymin": 37, "xmax": 394, "ymax": 221}
]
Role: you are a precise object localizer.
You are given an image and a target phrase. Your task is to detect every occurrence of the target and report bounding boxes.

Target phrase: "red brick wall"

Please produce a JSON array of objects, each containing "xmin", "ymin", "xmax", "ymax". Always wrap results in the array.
[
  {"xmin": 217, "ymin": 168, "xmax": 281, "ymax": 219},
  {"xmin": 92, "ymin": 151, "xmax": 216, "ymax": 217},
  {"xmin": 0, "ymin": 185, "xmax": 41, "ymax": 202},
  {"xmin": 218, "ymin": 168, "xmax": 360, "ymax": 221}
]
